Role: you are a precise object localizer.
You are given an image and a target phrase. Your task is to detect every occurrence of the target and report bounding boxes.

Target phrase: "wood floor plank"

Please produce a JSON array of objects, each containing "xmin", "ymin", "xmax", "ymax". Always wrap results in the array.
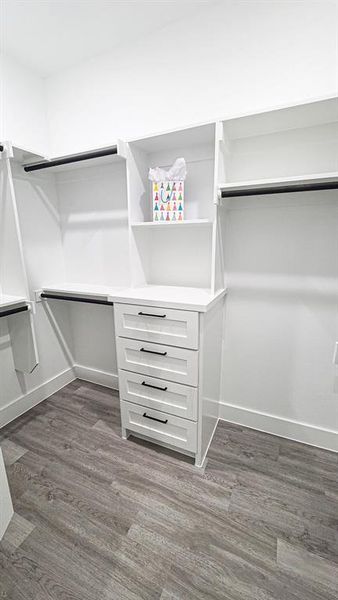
[
  {"xmin": 277, "ymin": 538, "xmax": 338, "ymax": 595},
  {"xmin": 0, "ymin": 379, "xmax": 337, "ymax": 600},
  {"xmin": 1, "ymin": 512, "xmax": 35, "ymax": 549},
  {"xmin": 18, "ymin": 517, "xmax": 145, "ymax": 600},
  {"xmin": 1, "ymin": 439, "xmax": 28, "ymax": 466}
]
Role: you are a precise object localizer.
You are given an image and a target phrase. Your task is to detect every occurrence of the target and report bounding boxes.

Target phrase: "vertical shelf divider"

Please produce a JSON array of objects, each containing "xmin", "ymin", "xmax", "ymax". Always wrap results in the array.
[{"xmin": 211, "ymin": 121, "xmax": 226, "ymax": 294}]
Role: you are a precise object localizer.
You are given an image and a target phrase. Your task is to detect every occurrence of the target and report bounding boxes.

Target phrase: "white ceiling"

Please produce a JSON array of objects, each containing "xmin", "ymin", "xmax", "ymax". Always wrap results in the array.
[{"xmin": 2, "ymin": 0, "xmax": 216, "ymax": 78}]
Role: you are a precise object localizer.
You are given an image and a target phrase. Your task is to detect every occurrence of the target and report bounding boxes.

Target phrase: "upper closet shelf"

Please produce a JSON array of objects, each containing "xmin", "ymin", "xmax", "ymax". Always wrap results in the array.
[
  {"xmin": 0, "ymin": 294, "xmax": 27, "ymax": 310},
  {"xmin": 223, "ymin": 97, "xmax": 337, "ymax": 139},
  {"xmin": 0, "ymin": 295, "xmax": 29, "ymax": 318},
  {"xmin": 22, "ymin": 141, "xmax": 127, "ymax": 173},
  {"xmin": 129, "ymin": 122, "xmax": 215, "ymax": 153},
  {"xmin": 219, "ymin": 172, "xmax": 338, "ymax": 199},
  {"xmin": 0, "ymin": 143, "xmax": 45, "ymax": 162},
  {"xmin": 131, "ymin": 219, "xmax": 213, "ymax": 230},
  {"xmin": 12, "ymin": 145, "xmax": 45, "ymax": 163}
]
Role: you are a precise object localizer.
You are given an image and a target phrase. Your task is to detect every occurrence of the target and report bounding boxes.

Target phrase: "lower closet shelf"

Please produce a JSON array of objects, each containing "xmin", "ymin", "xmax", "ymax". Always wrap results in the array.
[{"xmin": 121, "ymin": 400, "xmax": 198, "ymax": 453}]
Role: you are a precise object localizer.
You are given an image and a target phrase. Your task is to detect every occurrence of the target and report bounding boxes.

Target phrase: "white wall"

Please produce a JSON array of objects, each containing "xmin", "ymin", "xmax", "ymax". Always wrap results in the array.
[
  {"xmin": 56, "ymin": 161, "xmax": 129, "ymax": 288},
  {"xmin": 220, "ymin": 192, "xmax": 338, "ymax": 449},
  {"xmin": 0, "ymin": 55, "xmax": 48, "ymax": 156},
  {"xmin": 45, "ymin": 0, "xmax": 338, "ymax": 156},
  {"xmin": 55, "ymin": 160, "xmax": 129, "ymax": 384}
]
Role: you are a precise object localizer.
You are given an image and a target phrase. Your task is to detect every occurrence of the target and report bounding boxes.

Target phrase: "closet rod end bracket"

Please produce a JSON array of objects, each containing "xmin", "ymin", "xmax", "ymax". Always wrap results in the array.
[
  {"xmin": 34, "ymin": 289, "xmax": 44, "ymax": 303},
  {"xmin": 0, "ymin": 141, "xmax": 14, "ymax": 158},
  {"xmin": 216, "ymin": 189, "xmax": 222, "ymax": 205}
]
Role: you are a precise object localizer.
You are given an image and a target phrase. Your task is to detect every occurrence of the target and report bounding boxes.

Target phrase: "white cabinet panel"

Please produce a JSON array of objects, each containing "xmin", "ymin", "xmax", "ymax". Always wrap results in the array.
[
  {"xmin": 116, "ymin": 337, "xmax": 198, "ymax": 386},
  {"xmin": 119, "ymin": 369, "xmax": 198, "ymax": 420},
  {"xmin": 114, "ymin": 303, "xmax": 199, "ymax": 349},
  {"xmin": 121, "ymin": 400, "xmax": 197, "ymax": 452}
]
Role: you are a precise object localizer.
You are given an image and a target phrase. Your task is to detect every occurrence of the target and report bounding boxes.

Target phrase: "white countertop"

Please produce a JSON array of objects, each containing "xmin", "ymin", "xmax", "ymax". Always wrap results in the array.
[
  {"xmin": 41, "ymin": 284, "xmax": 227, "ymax": 312},
  {"xmin": 110, "ymin": 285, "xmax": 226, "ymax": 312}
]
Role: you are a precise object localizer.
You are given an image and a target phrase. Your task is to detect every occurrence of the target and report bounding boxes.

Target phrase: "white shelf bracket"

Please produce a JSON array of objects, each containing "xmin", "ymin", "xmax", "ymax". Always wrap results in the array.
[
  {"xmin": 34, "ymin": 289, "xmax": 44, "ymax": 303},
  {"xmin": 7, "ymin": 306, "xmax": 39, "ymax": 374},
  {"xmin": 0, "ymin": 141, "xmax": 14, "ymax": 159}
]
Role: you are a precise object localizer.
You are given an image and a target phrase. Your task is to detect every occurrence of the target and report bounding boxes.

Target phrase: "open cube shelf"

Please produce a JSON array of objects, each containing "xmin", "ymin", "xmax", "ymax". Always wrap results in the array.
[
  {"xmin": 218, "ymin": 98, "xmax": 338, "ymax": 186},
  {"xmin": 126, "ymin": 123, "xmax": 221, "ymax": 292}
]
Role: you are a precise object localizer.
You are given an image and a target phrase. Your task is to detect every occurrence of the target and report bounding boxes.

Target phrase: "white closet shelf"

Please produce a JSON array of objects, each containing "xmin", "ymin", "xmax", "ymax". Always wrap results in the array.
[
  {"xmin": 130, "ymin": 219, "xmax": 213, "ymax": 230},
  {"xmin": 37, "ymin": 153, "xmax": 125, "ymax": 173},
  {"xmin": 223, "ymin": 97, "xmax": 338, "ymax": 140},
  {"xmin": 39, "ymin": 284, "xmax": 227, "ymax": 312},
  {"xmin": 129, "ymin": 122, "xmax": 215, "ymax": 153},
  {"xmin": 219, "ymin": 172, "xmax": 338, "ymax": 198},
  {"xmin": 0, "ymin": 295, "xmax": 27, "ymax": 310},
  {"xmin": 109, "ymin": 285, "xmax": 227, "ymax": 312},
  {"xmin": 39, "ymin": 284, "xmax": 123, "ymax": 302},
  {"xmin": 22, "ymin": 141, "xmax": 126, "ymax": 174},
  {"xmin": 12, "ymin": 145, "xmax": 46, "ymax": 163}
]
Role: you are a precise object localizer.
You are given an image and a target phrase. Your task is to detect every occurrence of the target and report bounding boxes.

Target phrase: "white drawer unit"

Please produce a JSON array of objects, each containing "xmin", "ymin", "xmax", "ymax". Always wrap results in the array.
[
  {"xmin": 114, "ymin": 303, "xmax": 199, "ymax": 349},
  {"xmin": 119, "ymin": 369, "xmax": 198, "ymax": 421},
  {"xmin": 120, "ymin": 400, "xmax": 198, "ymax": 453},
  {"xmin": 115, "ymin": 293, "xmax": 225, "ymax": 467},
  {"xmin": 116, "ymin": 337, "xmax": 198, "ymax": 386}
]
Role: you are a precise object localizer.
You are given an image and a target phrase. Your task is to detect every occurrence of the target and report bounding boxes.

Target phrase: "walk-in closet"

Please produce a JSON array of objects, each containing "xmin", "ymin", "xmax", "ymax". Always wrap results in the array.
[{"xmin": 1, "ymin": 2, "xmax": 337, "ymax": 599}]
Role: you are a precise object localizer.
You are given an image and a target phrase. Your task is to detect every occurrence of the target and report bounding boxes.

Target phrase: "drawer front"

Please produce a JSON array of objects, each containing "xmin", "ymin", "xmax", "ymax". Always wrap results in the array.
[
  {"xmin": 116, "ymin": 337, "xmax": 198, "ymax": 386},
  {"xmin": 114, "ymin": 303, "xmax": 198, "ymax": 349},
  {"xmin": 119, "ymin": 369, "xmax": 198, "ymax": 421},
  {"xmin": 121, "ymin": 400, "xmax": 197, "ymax": 453}
]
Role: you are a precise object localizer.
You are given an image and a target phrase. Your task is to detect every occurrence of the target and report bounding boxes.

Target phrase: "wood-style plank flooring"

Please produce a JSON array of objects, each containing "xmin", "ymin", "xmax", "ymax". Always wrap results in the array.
[{"xmin": 0, "ymin": 379, "xmax": 337, "ymax": 599}]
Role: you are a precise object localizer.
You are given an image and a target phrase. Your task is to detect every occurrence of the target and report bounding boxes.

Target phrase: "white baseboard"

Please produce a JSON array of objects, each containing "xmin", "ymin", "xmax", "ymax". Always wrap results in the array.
[
  {"xmin": 73, "ymin": 364, "xmax": 119, "ymax": 390},
  {"xmin": 219, "ymin": 401, "xmax": 338, "ymax": 453},
  {"xmin": 0, "ymin": 367, "xmax": 75, "ymax": 429},
  {"xmin": 0, "ymin": 364, "xmax": 118, "ymax": 430},
  {"xmin": 2, "ymin": 367, "xmax": 336, "ymax": 454}
]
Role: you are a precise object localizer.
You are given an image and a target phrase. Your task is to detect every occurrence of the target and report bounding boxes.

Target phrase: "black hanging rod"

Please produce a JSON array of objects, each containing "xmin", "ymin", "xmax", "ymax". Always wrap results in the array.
[
  {"xmin": 40, "ymin": 293, "xmax": 114, "ymax": 306},
  {"xmin": 221, "ymin": 180, "xmax": 338, "ymax": 198},
  {"xmin": 0, "ymin": 305, "xmax": 29, "ymax": 318},
  {"xmin": 23, "ymin": 146, "xmax": 118, "ymax": 172}
]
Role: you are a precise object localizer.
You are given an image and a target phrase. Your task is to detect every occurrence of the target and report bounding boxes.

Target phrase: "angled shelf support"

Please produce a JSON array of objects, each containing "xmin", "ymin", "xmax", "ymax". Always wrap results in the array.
[{"xmin": 0, "ymin": 302, "xmax": 39, "ymax": 374}]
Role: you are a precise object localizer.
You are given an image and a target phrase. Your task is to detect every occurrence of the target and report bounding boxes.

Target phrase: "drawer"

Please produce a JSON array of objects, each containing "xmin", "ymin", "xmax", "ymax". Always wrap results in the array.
[
  {"xmin": 114, "ymin": 303, "xmax": 198, "ymax": 349},
  {"xmin": 116, "ymin": 337, "xmax": 198, "ymax": 386},
  {"xmin": 119, "ymin": 369, "xmax": 198, "ymax": 421},
  {"xmin": 121, "ymin": 400, "xmax": 197, "ymax": 453}
]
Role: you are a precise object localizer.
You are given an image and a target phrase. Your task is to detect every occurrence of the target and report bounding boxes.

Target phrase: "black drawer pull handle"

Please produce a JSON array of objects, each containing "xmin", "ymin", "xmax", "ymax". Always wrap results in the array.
[
  {"xmin": 142, "ymin": 381, "xmax": 168, "ymax": 392},
  {"xmin": 140, "ymin": 347, "xmax": 167, "ymax": 356},
  {"xmin": 143, "ymin": 412, "xmax": 168, "ymax": 424},
  {"xmin": 138, "ymin": 311, "xmax": 166, "ymax": 318}
]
